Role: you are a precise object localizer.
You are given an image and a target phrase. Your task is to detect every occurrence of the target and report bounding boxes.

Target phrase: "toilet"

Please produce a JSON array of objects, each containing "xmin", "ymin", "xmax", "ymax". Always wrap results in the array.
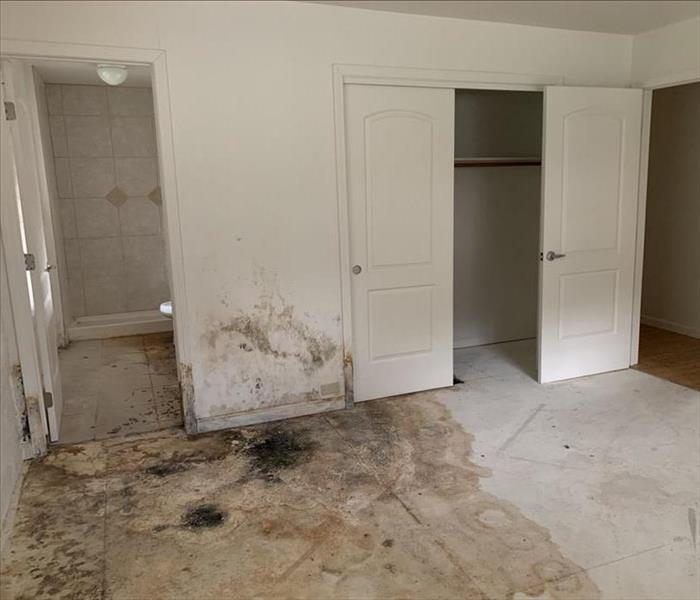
[{"xmin": 159, "ymin": 301, "xmax": 173, "ymax": 319}]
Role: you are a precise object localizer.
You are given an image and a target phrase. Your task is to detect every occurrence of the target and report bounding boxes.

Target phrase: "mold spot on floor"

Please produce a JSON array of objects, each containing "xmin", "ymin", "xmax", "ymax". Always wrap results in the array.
[
  {"xmin": 182, "ymin": 504, "xmax": 227, "ymax": 529},
  {"xmin": 145, "ymin": 461, "xmax": 191, "ymax": 477},
  {"xmin": 241, "ymin": 429, "xmax": 315, "ymax": 481}
]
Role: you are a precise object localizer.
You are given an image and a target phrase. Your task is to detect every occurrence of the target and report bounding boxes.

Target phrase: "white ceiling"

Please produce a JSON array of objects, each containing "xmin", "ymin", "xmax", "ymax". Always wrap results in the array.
[
  {"xmin": 306, "ymin": 1, "xmax": 700, "ymax": 34},
  {"xmin": 33, "ymin": 60, "xmax": 152, "ymax": 87}
]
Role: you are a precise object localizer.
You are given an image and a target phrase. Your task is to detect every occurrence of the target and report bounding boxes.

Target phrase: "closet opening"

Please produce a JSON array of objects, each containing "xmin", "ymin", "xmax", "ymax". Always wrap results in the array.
[{"xmin": 453, "ymin": 89, "xmax": 544, "ymax": 383}]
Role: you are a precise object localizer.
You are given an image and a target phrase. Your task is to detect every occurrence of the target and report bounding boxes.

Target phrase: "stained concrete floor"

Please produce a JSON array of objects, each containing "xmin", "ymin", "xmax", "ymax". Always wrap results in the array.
[{"xmin": 1, "ymin": 340, "xmax": 698, "ymax": 599}]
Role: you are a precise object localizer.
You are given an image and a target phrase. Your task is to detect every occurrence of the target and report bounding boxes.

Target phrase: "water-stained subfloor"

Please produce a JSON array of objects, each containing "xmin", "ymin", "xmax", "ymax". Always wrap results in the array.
[
  {"xmin": 1, "ymin": 394, "xmax": 599, "ymax": 599},
  {"xmin": 2, "ymin": 339, "xmax": 698, "ymax": 599}
]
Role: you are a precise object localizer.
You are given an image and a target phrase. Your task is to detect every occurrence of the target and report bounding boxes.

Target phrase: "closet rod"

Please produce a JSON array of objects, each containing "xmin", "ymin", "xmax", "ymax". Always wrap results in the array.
[{"xmin": 454, "ymin": 157, "xmax": 541, "ymax": 167}]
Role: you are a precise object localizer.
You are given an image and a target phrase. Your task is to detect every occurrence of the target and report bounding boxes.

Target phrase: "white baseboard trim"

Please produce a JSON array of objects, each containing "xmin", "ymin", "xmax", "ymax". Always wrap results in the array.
[
  {"xmin": 195, "ymin": 396, "xmax": 346, "ymax": 433},
  {"xmin": 454, "ymin": 334, "xmax": 536, "ymax": 349},
  {"xmin": 641, "ymin": 315, "xmax": 700, "ymax": 339},
  {"xmin": 68, "ymin": 310, "xmax": 173, "ymax": 341}
]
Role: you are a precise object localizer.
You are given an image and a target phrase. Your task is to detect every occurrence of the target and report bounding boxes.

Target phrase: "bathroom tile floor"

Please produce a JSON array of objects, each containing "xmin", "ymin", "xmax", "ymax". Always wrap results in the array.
[{"xmin": 58, "ymin": 332, "xmax": 183, "ymax": 444}]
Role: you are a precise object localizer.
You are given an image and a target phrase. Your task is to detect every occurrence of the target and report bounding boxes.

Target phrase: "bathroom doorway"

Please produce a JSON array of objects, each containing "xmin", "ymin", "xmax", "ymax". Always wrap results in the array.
[{"xmin": 2, "ymin": 57, "xmax": 183, "ymax": 443}]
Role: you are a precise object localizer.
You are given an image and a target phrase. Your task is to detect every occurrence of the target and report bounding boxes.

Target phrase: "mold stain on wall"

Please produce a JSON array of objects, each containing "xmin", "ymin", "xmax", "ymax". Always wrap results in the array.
[
  {"xmin": 199, "ymin": 268, "xmax": 341, "ymax": 418},
  {"xmin": 209, "ymin": 303, "xmax": 337, "ymax": 376},
  {"xmin": 177, "ymin": 362, "xmax": 196, "ymax": 433},
  {"xmin": 0, "ymin": 392, "xmax": 600, "ymax": 599}
]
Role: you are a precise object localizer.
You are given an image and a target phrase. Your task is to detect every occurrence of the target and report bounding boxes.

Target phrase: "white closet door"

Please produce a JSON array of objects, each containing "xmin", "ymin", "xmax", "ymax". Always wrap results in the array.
[
  {"xmin": 345, "ymin": 84, "xmax": 454, "ymax": 402},
  {"xmin": 539, "ymin": 86, "xmax": 643, "ymax": 383}
]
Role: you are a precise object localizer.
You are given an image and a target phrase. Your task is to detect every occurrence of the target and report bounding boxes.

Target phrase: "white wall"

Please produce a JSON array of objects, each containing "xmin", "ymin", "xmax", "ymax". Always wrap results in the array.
[
  {"xmin": 631, "ymin": 17, "xmax": 700, "ymax": 87},
  {"xmin": 1, "ymin": 1, "xmax": 635, "ymax": 429},
  {"xmin": 641, "ymin": 82, "xmax": 700, "ymax": 338},
  {"xmin": 0, "ymin": 242, "xmax": 27, "ymax": 548}
]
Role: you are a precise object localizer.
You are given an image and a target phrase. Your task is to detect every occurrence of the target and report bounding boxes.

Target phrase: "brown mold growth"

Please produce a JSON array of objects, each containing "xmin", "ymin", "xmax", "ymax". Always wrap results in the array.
[
  {"xmin": 342, "ymin": 351, "xmax": 354, "ymax": 406},
  {"xmin": 207, "ymin": 302, "xmax": 337, "ymax": 375},
  {"xmin": 178, "ymin": 362, "xmax": 197, "ymax": 434},
  {"xmin": 200, "ymin": 272, "xmax": 341, "ymax": 414},
  {"xmin": 0, "ymin": 393, "xmax": 599, "ymax": 599},
  {"xmin": 10, "ymin": 363, "xmax": 31, "ymax": 443},
  {"xmin": 206, "ymin": 267, "xmax": 338, "ymax": 377},
  {"xmin": 23, "ymin": 394, "xmax": 48, "ymax": 456}
]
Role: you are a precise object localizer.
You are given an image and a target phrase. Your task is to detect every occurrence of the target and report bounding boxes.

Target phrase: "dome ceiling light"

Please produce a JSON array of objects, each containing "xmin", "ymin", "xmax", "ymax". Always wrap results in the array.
[{"xmin": 96, "ymin": 64, "xmax": 128, "ymax": 86}]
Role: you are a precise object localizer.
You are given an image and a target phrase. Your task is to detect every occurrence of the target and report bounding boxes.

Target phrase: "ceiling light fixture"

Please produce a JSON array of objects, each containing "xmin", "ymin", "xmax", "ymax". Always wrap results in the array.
[{"xmin": 96, "ymin": 64, "xmax": 128, "ymax": 86}]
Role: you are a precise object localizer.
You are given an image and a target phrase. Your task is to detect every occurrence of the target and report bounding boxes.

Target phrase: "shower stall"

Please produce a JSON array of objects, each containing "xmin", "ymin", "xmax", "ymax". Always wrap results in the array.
[{"xmin": 33, "ymin": 66, "xmax": 172, "ymax": 341}]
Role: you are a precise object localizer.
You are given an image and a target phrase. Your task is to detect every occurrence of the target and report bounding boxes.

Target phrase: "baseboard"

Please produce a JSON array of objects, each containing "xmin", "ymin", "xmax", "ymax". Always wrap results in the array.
[
  {"xmin": 195, "ymin": 396, "xmax": 346, "ymax": 433},
  {"xmin": 68, "ymin": 310, "xmax": 173, "ymax": 341},
  {"xmin": 454, "ymin": 334, "xmax": 536, "ymax": 349},
  {"xmin": 641, "ymin": 315, "xmax": 700, "ymax": 339},
  {"xmin": 0, "ymin": 461, "xmax": 28, "ymax": 556}
]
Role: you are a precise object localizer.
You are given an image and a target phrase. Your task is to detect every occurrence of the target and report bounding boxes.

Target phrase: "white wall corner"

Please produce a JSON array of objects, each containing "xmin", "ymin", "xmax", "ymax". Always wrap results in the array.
[{"xmin": 631, "ymin": 16, "xmax": 700, "ymax": 88}]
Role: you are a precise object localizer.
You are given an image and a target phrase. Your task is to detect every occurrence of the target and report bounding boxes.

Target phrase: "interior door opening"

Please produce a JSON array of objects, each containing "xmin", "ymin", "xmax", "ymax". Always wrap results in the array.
[
  {"xmin": 4, "ymin": 57, "xmax": 183, "ymax": 444},
  {"xmin": 452, "ymin": 89, "xmax": 543, "ymax": 384},
  {"xmin": 633, "ymin": 81, "xmax": 700, "ymax": 391}
]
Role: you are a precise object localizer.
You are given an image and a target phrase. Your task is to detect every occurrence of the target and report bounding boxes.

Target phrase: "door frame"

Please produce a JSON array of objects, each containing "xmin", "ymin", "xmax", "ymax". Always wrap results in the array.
[
  {"xmin": 332, "ymin": 64, "xmax": 563, "ymax": 400},
  {"xmin": 0, "ymin": 73, "xmax": 48, "ymax": 456},
  {"xmin": 629, "ymin": 73, "xmax": 700, "ymax": 364},
  {"xmin": 0, "ymin": 39, "xmax": 193, "ymax": 430}
]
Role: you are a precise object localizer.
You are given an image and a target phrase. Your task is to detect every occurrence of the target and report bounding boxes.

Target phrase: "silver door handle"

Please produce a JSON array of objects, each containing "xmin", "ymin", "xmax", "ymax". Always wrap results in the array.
[
  {"xmin": 546, "ymin": 251, "xmax": 566, "ymax": 261},
  {"xmin": 45, "ymin": 264, "xmax": 55, "ymax": 271}
]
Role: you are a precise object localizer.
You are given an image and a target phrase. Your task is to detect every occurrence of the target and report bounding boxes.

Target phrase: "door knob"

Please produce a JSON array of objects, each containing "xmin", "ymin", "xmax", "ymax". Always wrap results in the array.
[
  {"xmin": 546, "ymin": 251, "xmax": 566, "ymax": 261},
  {"xmin": 45, "ymin": 264, "xmax": 55, "ymax": 271},
  {"xmin": 352, "ymin": 265, "xmax": 362, "ymax": 275}
]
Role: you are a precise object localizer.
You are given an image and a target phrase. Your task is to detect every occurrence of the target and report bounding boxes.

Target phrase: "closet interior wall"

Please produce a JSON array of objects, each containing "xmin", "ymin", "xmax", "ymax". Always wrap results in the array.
[{"xmin": 453, "ymin": 90, "xmax": 543, "ymax": 349}]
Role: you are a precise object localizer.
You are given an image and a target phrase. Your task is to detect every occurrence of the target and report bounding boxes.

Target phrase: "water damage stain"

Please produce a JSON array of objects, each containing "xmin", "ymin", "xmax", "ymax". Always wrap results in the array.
[
  {"xmin": 145, "ymin": 461, "xmax": 190, "ymax": 477},
  {"xmin": 205, "ymin": 268, "xmax": 337, "ymax": 380},
  {"xmin": 141, "ymin": 440, "xmax": 233, "ymax": 478},
  {"xmin": 240, "ymin": 429, "xmax": 315, "ymax": 481},
  {"xmin": 208, "ymin": 304, "xmax": 337, "ymax": 375},
  {"xmin": 2, "ymin": 396, "xmax": 601, "ymax": 599},
  {"xmin": 182, "ymin": 504, "xmax": 227, "ymax": 529}
]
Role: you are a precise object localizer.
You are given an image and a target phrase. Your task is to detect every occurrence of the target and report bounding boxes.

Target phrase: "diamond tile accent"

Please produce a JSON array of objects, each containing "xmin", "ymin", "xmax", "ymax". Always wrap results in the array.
[
  {"xmin": 148, "ymin": 186, "xmax": 162, "ymax": 206},
  {"xmin": 106, "ymin": 186, "xmax": 128, "ymax": 207}
]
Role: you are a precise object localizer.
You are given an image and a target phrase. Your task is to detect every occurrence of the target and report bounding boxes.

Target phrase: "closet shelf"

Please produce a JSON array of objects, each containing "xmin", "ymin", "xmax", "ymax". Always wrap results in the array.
[{"xmin": 454, "ymin": 157, "xmax": 541, "ymax": 167}]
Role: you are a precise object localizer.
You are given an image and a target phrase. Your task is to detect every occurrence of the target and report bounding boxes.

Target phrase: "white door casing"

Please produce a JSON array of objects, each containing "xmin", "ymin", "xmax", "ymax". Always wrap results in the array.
[
  {"xmin": 345, "ymin": 84, "xmax": 454, "ymax": 402},
  {"xmin": 2, "ymin": 59, "xmax": 63, "ymax": 439},
  {"xmin": 539, "ymin": 86, "xmax": 643, "ymax": 383}
]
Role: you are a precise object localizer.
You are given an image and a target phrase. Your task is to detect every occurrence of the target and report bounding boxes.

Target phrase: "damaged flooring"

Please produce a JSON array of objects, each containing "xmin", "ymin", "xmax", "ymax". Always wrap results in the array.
[
  {"xmin": 1, "ymin": 340, "xmax": 699, "ymax": 599},
  {"xmin": 58, "ymin": 333, "xmax": 183, "ymax": 444}
]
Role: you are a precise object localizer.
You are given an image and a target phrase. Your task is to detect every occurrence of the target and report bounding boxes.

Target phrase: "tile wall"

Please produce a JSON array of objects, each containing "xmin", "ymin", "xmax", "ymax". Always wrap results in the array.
[{"xmin": 46, "ymin": 84, "xmax": 169, "ymax": 318}]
